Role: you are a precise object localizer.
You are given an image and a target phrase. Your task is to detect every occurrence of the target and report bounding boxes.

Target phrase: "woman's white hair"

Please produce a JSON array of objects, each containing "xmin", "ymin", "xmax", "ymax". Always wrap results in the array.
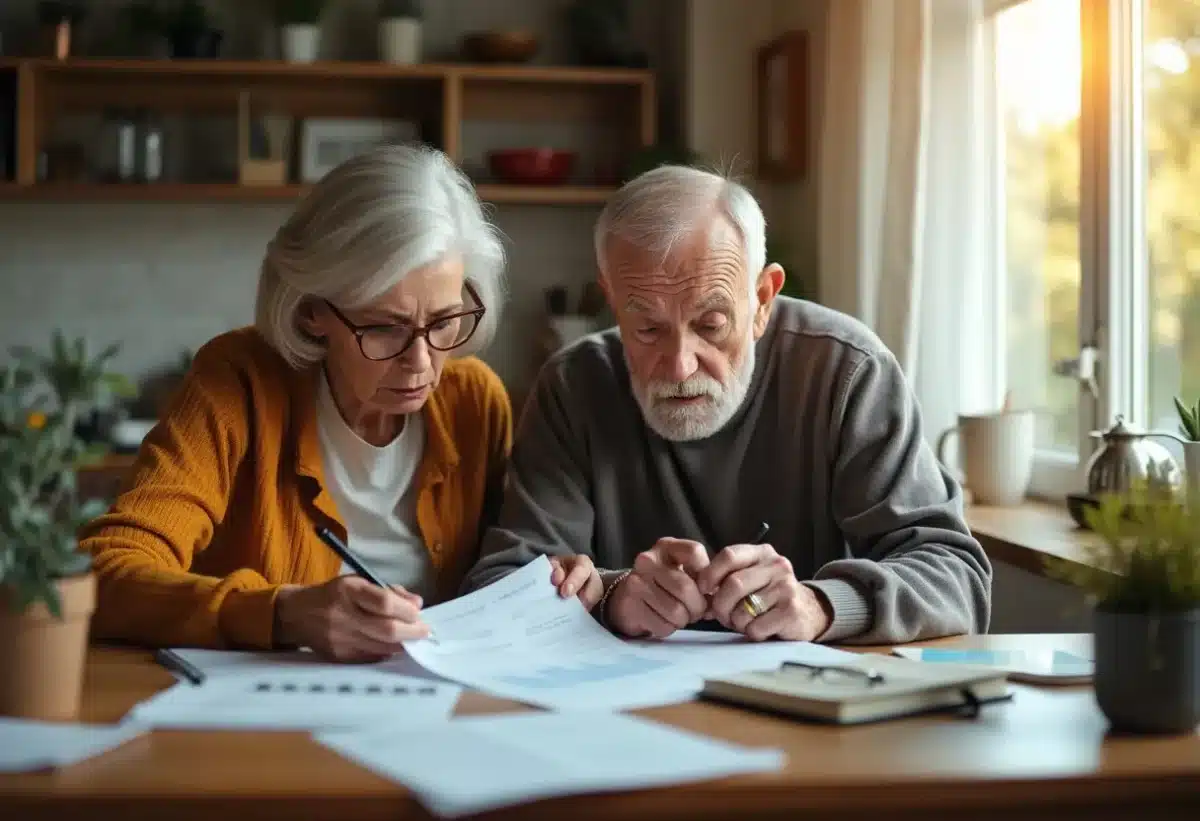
[
  {"xmin": 593, "ymin": 164, "xmax": 767, "ymax": 303},
  {"xmin": 255, "ymin": 143, "xmax": 506, "ymax": 369}
]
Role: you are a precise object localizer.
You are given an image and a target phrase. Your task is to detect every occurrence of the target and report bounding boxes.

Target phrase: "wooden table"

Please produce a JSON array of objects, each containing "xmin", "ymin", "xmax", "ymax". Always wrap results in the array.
[{"xmin": 3, "ymin": 634, "xmax": 1199, "ymax": 821}]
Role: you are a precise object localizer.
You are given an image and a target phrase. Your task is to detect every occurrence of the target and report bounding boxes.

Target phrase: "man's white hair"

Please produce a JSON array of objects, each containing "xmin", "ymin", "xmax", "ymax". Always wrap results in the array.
[
  {"xmin": 255, "ymin": 143, "xmax": 506, "ymax": 369},
  {"xmin": 593, "ymin": 164, "xmax": 767, "ymax": 303}
]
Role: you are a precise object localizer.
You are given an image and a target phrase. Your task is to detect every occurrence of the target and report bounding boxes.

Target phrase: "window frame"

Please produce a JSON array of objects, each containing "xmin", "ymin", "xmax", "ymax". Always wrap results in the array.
[{"xmin": 983, "ymin": 0, "xmax": 1149, "ymax": 501}]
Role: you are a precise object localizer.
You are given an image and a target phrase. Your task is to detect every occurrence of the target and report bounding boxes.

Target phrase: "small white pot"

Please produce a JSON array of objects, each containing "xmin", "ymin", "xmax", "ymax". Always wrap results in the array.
[
  {"xmin": 281, "ymin": 23, "xmax": 320, "ymax": 63},
  {"xmin": 379, "ymin": 18, "xmax": 421, "ymax": 64},
  {"xmin": 1183, "ymin": 441, "xmax": 1200, "ymax": 493}
]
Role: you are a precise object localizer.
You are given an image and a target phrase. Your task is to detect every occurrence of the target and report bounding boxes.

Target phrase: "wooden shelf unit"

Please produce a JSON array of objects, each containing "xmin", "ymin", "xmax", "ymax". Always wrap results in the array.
[{"xmin": 0, "ymin": 58, "xmax": 656, "ymax": 205}]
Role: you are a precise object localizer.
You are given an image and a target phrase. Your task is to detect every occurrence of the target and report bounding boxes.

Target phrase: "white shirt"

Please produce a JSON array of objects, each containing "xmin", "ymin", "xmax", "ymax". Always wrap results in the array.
[{"xmin": 315, "ymin": 373, "xmax": 434, "ymax": 600}]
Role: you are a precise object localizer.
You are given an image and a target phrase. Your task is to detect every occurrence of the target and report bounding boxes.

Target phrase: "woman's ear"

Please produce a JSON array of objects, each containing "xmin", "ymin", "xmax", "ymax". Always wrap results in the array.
[{"xmin": 297, "ymin": 299, "xmax": 325, "ymax": 338}]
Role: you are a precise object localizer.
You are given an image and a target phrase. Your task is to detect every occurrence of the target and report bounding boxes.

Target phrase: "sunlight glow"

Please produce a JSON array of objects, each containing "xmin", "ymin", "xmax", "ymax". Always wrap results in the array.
[{"xmin": 996, "ymin": 0, "xmax": 1082, "ymax": 131}]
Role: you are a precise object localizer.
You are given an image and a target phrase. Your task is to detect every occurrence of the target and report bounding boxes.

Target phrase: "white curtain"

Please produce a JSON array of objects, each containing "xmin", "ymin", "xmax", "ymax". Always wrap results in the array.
[{"xmin": 816, "ymin": 0, "xmax": 999, "ymax": 444}]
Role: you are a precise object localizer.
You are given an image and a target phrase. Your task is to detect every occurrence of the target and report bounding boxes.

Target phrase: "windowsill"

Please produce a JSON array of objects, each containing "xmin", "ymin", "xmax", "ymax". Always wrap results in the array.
[{"xmin": 964, "ymin": 499, "xmax": 1106, "ymax": 578}]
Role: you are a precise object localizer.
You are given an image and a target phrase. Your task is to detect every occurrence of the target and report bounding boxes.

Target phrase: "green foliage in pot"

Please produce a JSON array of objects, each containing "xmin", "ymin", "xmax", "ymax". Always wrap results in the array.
[
  {"xmin": 1174, "ymin": 396, "xmax": 1200, "ymax": 442},
  {"xmin": 380, "ymin": 0, "xmax": 421, "ymax": 19},
  {"xmin": 275, "ymin": 0, "xmax": 327, "ymax": 25},
  {"xmin": 1045, "ymin": 483, "xmax": 1200, "ymax": 613},
  {"xmin": 0, "ymin": 334, "xmax": 131, "ymax": 618}
]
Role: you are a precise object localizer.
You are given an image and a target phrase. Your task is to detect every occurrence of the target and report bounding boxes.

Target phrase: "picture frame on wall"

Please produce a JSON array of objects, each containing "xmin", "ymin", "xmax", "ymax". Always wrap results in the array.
[
  {"xmin": 756, "ymin": 30, "xmax": 808, "ymax": 181},
  {"xmin": 299, "ymin": 118, "xmax": 420, "ymax": 184}
]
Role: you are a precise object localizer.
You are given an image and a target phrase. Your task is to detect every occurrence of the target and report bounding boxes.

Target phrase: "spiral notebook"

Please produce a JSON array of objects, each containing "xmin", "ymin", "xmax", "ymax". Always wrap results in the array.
[{"xmin": 700, "ymin": 654, "xmax": 1011, "ymax": 725}]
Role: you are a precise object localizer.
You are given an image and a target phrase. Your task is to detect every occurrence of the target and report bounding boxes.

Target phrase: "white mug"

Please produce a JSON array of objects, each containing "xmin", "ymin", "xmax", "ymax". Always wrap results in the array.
[{"xmin": 936, "ymin": 411, "xmax": 1035, "ymax": 506}]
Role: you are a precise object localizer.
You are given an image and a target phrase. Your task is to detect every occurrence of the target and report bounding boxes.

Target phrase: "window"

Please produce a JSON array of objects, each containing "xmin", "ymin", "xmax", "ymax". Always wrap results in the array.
[
  {"xmin": 985, "ymin": 0, "xmax": 1200, "ymax": 498},
  {"xmin": 1144, "ymin": 1, "xmax": 1200, "ymax": 443}
]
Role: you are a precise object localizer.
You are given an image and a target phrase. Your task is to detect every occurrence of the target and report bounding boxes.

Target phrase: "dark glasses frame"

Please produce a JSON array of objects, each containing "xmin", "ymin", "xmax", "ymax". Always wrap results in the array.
[{"xmin": 323, "ymin": 282, "xmax": 486, "ymax": 361}]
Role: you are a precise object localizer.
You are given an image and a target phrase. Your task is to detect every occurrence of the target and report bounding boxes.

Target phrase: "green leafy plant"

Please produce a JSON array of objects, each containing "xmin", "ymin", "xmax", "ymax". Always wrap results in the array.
[
  {"xmin": 380, "ymin": 0, "xmax": 422, "ymax": 19},
  {"xmin": 275, "ymin": 0, "xmax": 327, "ymax": 24},
  {"xmin": 1174, "ymin": 396, "xmax": 1200, "ymax": 441},
  {"xmin": 10, "ymin": 331, "xmax": 136, "ymax": 416},
  {"xmin": 1044, "ymin": 483, "xmax": 1200, "ymax": 613},
  {"xmin": 0, "ymin": 335, "xmax": 131, "ymax": 618}
]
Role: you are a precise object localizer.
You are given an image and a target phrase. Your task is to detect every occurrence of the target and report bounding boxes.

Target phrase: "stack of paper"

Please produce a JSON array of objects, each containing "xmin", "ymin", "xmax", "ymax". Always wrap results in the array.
[
  {"xmin": 0, "ymin": 718, "xmax": 146, "ymax": 773},
  {"xmin": 127, "ymin": 668, "xmax": 462, "ymax": 730},
  {"xmin": 315, "ymin": 711, "xmax": 786, "ymax": 817},
  {"xmin": 401, "ymin": 555, "xmax": 858, "ymax": 711}
]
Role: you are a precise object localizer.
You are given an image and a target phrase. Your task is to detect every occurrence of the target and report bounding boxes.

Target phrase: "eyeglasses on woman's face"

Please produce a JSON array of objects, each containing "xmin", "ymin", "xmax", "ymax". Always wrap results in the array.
[{"xmin": 323, "ymin": 282, "xmax": 486, "ymax": 362}]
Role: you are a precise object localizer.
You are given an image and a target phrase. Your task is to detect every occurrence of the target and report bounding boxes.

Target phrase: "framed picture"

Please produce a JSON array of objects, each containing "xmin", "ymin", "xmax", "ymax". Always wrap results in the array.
[
  {"xmin": 756, "ymin": 31, "xmax": 809, "ymax": 181},
  {"xmin": 299, "ymin": 118, "xmax": 420, "ymax": 183}
]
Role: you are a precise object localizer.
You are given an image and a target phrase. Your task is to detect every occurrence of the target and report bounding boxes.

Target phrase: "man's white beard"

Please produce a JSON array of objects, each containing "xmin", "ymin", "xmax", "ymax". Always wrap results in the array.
[{"xmin": 630, "ymin": 340, "xmax": 757, "ymax": 442}]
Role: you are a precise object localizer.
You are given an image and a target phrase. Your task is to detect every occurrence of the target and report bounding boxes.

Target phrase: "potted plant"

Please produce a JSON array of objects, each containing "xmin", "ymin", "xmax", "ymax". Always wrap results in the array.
[
  {"xmin": 0, "ymin": 335, "xmax": 124, "ymax": 721},
  {"xmin": 1172, "ymin": 397, "xmax": 1200, "ymax": 490},
  {"xmin": 276, "ymin": 0, "xmax": 326, "ymax": 63},
  {"xmin": 120, "ymin": 0, "xmax": 170, "ymax": 58},
  {"xmin": 164, "ymin": 0, "xmax": 222, "ymax": 59},
  {"xmin": 379, "ymin": 0, "xmax": 422, "ymax": 64},
  {"xmin": 1045, "ymin": 483, "xmax": 1200, "ymax": 734}
]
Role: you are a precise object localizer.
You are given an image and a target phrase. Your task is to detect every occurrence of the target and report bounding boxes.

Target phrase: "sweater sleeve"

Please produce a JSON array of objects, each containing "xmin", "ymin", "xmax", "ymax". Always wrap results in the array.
[
  {"xmin": 474, "ymin": 362, "xmax": 515, "ymax": 545},
  {"xmin": 460, "ymin": 360, "xmax": 595, "ymax": 593},
  {"xmin": 78, "ymin": 343, "xmax": 275, "ymax": 650},
  {"xmin": 806, "ymin": 351, "xmax": 993, "ymax": 644}
]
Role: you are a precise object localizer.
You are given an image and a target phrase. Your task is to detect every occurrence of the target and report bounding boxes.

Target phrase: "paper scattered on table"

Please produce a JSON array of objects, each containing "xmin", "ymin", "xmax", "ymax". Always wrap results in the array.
[
  {"xmin": 402, "ymin": 555, "xmax": 856, "ymax": 710},
  {"xmin": 315, "ymin": 710, "xmax": 785, "ymax": 818},
  {"xmin": 0, "ymin": 717, "xmax": 146, "ymax": 773},
  {"xmin": 164, "ymin": 646, "xmax": 448, "ymax": 683},
  {"xmin": 127, "ymin": 668, "xmax": 462, "ymax": 730}
]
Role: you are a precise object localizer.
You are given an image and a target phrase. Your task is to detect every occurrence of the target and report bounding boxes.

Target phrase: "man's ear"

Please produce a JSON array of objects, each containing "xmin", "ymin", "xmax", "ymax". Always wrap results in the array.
[{"xmin": 752, "ymin": 264, "xmax": 785, "ymax": 337}]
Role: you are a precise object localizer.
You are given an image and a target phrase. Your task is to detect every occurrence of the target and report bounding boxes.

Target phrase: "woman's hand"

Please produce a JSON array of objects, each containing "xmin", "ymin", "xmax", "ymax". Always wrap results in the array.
[
  {"xmin": 273, "ymin": 576, "xmax": 430, "ymax": 663},
  {"xmin": 548, "ymin": 554, "xmax": 604, "ymax": 611}
]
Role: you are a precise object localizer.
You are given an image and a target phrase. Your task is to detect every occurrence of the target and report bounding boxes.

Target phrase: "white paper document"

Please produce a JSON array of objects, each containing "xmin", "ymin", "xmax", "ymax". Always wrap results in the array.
[
  {"xmin": 402, "ymin": 555, "xmax": 856, "ymax": 710},
  {"xmin": 315, "ymin": 711, "xmax": 786, "ymax": 818},
  {"xmin": 0, "ymin": 718, "xmax": 146, "ymax": 773},
  {"xmin": 164, "ymin": 646, "xmax": 447, "ymax": 683},
  {"xmin": 127, "ymin": 668, "xmax": 462, "ymax": 730}
]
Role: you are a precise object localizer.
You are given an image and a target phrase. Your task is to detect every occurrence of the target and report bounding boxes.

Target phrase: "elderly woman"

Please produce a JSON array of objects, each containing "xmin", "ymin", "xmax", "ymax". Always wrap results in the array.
[{"xmin": 79, "ymin": 144, "xmax": 511, "ymax": 663}]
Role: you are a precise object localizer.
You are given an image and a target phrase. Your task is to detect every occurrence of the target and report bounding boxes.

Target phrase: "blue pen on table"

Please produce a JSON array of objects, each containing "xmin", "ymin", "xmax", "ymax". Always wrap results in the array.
[
  {"xmin": 154, "ymin": 648, "xmax": 206, "ymax": 686},
  {"xmin": 315, "ymin": 526, "xmax": 435, "ymax": 641}
]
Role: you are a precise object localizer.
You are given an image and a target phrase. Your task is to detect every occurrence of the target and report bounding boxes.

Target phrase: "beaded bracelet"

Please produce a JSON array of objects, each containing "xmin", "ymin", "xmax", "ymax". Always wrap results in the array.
[{"xmin": 595, "ymin": 568, "xmax": 632, "ymax": 630}]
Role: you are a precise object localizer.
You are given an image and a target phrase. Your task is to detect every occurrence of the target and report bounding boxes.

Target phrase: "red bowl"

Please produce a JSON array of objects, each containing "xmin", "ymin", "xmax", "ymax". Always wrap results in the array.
[{"xmin": 487, "ymin": 149, "xmax": 576, "ymax": 185}]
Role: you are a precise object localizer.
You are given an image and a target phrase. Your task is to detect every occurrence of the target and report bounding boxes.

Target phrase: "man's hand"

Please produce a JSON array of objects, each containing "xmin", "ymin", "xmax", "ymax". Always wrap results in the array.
[
  {"xmin": 606, "ymin": 538, "xmax": 710, "ymax": 639},
  {"xmin": 696, "ymin": 543, "xmax": 833, "ymax": 641},
  {"xmin": 274, "ymin": 576, "xmax": 430, "ymax": 663},
  {"xmin": 548, "ymin": 554, "xmax": 604, "ymax": 611}
]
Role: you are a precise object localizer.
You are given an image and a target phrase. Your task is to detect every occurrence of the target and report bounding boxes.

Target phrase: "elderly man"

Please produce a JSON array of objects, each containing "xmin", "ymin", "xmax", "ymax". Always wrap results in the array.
[{"xmin": 463, "ymin": 165, "xmax": 991, "ymax": 645}]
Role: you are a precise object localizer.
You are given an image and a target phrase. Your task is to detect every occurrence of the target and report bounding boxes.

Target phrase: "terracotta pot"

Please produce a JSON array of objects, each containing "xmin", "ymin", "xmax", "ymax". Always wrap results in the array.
[{"xmin": 0, "ymin": 573, "xmax": 96, "ymax": 721}]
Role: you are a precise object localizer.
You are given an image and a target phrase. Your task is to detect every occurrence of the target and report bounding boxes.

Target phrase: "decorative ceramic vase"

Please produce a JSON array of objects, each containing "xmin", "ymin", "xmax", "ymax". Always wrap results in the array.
[
  {"xmin": 0, "ymin": 573, "xmax": 96, "ymax": 720},
  {"xmin": 281, "ymin": 23, "xmax": 320, "ymax": 63},
  {"xmin": 1093, "ymin": 605, "xmax": 1200, "ymax": 734}
]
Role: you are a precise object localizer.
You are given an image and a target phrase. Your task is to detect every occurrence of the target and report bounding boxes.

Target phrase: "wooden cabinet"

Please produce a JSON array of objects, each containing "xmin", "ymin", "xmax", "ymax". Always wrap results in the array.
[{"xmin": 0, "ymin": 58, "xmax": 655, "ymax": 206}]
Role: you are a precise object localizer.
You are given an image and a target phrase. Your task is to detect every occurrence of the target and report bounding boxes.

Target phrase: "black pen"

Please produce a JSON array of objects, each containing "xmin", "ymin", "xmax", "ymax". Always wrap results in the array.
[
  {"xmin": 316, "ymin": 526, "xmax": 390, "ymax": 589},
  {"xmin": 154, "ymin": 648, "xmax": 206, "ymax": 686},
  {"xmin": 750, "ymin": 522, "xmax": 770, "ymax": 544},
  {"xmin": 316, "ymin": 526, "xmax": 436, "ymax": 642}
]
